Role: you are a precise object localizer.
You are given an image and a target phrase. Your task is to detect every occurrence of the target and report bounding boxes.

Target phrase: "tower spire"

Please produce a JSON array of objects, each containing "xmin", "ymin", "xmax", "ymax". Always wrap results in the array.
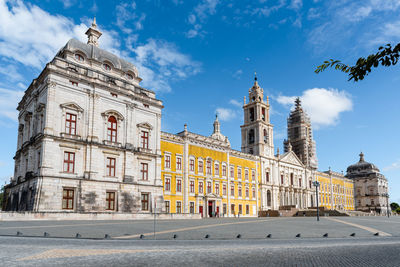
[{"xmin": 85, "ymin": 17, "xmax": 102, "ymax": 47}]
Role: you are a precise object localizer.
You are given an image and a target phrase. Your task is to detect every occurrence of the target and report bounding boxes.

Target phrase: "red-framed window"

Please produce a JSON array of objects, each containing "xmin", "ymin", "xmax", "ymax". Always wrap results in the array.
[
  {"xmin": 165, "ymin": 155, "xmax": 171, "ymax": 168},
  {"xmin": 245, "ymin": 170, "xmax": 249, "ymax": 180},
  {"xmin": 238, "ymin": 186, "xmax": 242, "ymax": 197},
  {"xmin": 63, "ymin": 152, "xmax": 75, "ymax": 173},
  {"xmin": 199, "ymin": 181, "xmax": 203, "ymax": 193},
  {"xmin": 238, "ymin": 168, "xmax": 242, "ymax": 179},
  {"xmin": 106, "ymin": 192, "xmax": 115, "ymax": 210},
  {"xmin": 281, "ymin": 175, "xmax": 284, "ymax": 184},
  {"xmin": 65, "ymin": 113, "xmax": 77, "ymax": 135},
  {"xmin": 290, "ymin": 173, "xmax": 294, "ymax": 185},
  {"xmin": 215, "ymin": 164, "xmax": 219, "ymax": 176},
  {"xmin": 231, "ymin": 185, "xmax": 235, "ymax": 196},
  {"xmin": 207, "ymin": 181, "xmax": 212, "ymax": 193},
  {"xmin": 222, "ymin": 165, "xmax": 227, "ymax": 177},
  {"xmin": 177, "ymin": 179, "xmax": 182, "ymax": 192},
  {"xmin": 189, "ymin": 159, "xmax": 195, "ymax": 171},
  {"xmin": 176, "ymin": 201, "xmax": 182, "ymax": 213},
  {"xmin": 75, "ymin": 53, "xmax": 84, "ymax": 62},
  {"xmin": 107, "ymin": 116, "xmax": 117, "ymax": 142},
  {"xmin": 141, "ymin": 163, "xmax": 148, "ymax": 180},
  {"xmin": 165, "ymin": 201, "xmax": 170, "ymax": 213},
  {"xmin": 190, "ymin": 202, "xmax": 194, "ymax": 214},
  {"xmin": 252, "ymin": 187, "xmax": 256, "ymax": 198},
  {"xmin": 199, "ymin": 161, "xmax": 203, "ymax": 173},
  {"xmin": 165, "ymin": 177, "xmax": 170, "ymax": 191},
  {"xmin": 215, "ymin": 183, "xmax": 219, "ymax": 195},
  {"xmin": 106, "ymin": 157, "xmax": 116, "ymax": 177},
  {"xmin": 252, "ymin": 171, "xmax": 255, "ymax": 181},
  {"xmin": 299, "ymin": 178, "xmax": 302, "ymax": 187},
  {"xmin": 206, "ymin": 160, "xmax": 212, "ymax": 174},
  {"xmin": 223, "ymin": 184, "xmax": 227, "ymax": 195},
  {"xmin": 140, "ymin": 131, "xmax": 149, "ymax": 149},
  {"xmin": 239, "ymin": 204, "xmax": 242, "ymax": 214},
  {"xmin": 266, "ymin": 171, "xmax": 270, "ymax": 183},
  {"xmin": 246, "ymin": 204, "xmax": 250, "ymax": 215},
  {"xmin": 190, "ymin": 180, "xmax": 195, "ymax": 193},
  {"xmin": 141, "ymin": 193, "xmax": 149, "ymax": 211},
  {"xmin": 230, "ymin": 166, "xmax": 234, "ymax": 178},
  {"xmin": 176, "ymin": 157, "xmax": 182, "ymax": 170},
  {"xmin": 245, "ymin": 187, "xmax": 249, "ymax": 198},
  {"xmin": 62, "ymin": 188, "xmax": 74, "ymax": 210}
]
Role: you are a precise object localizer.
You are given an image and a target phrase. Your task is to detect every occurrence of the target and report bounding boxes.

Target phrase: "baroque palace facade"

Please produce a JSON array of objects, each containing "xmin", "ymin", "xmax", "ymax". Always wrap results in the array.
[{"xmin": 3, "ymin": 20, "xmax": 364, "ymax": 216}]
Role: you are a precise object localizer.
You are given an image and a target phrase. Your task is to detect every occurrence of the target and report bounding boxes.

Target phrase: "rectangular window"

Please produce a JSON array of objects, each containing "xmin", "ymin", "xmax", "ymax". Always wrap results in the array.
[
  {"xmin": 266, "ymin": 172, "xmax": 269, "ymax": 183},
  {"xmin": 245, "ymin": 170, "xmax": 249, "ymax": 180},
  {"xmin": 223, "ymin": 184, "xmax": 227, "ymax": 196},
  {"xmin": 189, "ymin": 159, "xmax": 195, "ymax": 172},
  {"xmin": 141, "ymin": 193, "xmax": 149, "ymax": 211},
  {"xmin": 252, "ymin": 187, "xmax": 256, "ymax": 198},
  {"xmin": 165, "ymin": 201, "xmax": 170, "ymax": 213},
  {"xmin": 106, "ymin": 157, "xmax": 116, "ymax": 177},
  {"xmin": 206, "ymin": 160, "xmax": 212, "ymax": 174},
  {"xmin": 231, "ymin": 185, "xmax": 235, "ymax": 196},
  {"xmin": 141, "ymin": 163, "xmax": 148, "ymax": 180},
  {"xmin": 215, "ymin": 183, "xmax": 220, "ymax": 195},
  {"xmin": 165, "ymin": 154, "xmax": 171, "ymax": 168},
  {"xmin": 37, "ymin": 151, "xmax": 41, "ymax": 170},
  {"xmin": 222, "ymin": 165, "xmax": 227, "ymax": 177},
  {"xmin": 238, "ymin": 186, "xmax": 242, "ymax": 197},
  {"xmin": 281, "ymin": 175, "xmax": 284, "ymax": 184},
  {"xmin": 245, "ymin": 187, "xmax": 249, "ymax": 198},
  {"xmin": 62, "ymin": 188, "xmax": 74, "ymax": 210},
  {"xmin": 252, "ymin": 171, "xmax": 255, "ymax": 181},
  {"xmin": 231, "ymin": 204, "xmax": 235, "ymax": 214},
  {"xmin": 199, "ymin": 161, "xmax": 203, "ymax": 173},
  {"xmin": 262, "ymin": 108, "xmax": 266, "ymax": 121},
  {"xmin": 63, "ymin": 152, "xmax": 75, "ymax": 173},
  {"xmin": 215, "ymin": 164, "xmax": 219, "ymax": 176},
  {"xmin": 238, "ymin": 168, "xmax": 242, "ymax": 180},
  {"xmin": 165, "ymin": 177, "xmax": 171, "ymax": 191},
  {"xmin": 299, "ymin": 178, "xmax": 302, "ymax": 187},
  {"xmin": 190, "ymin": 202, "xmax": 194, "ymax": 214},
  {"xmin": 176, "ymin": 201, "xmax": 182, "ymax": 213},
  {"xmin": 290, "ymin": 173, "xmax": 294, "ymax": 185},
  {"xmin": 141, "ymin": 131, "xmax": 149, "ymax": 149},
  {"xmin": 239, "ymin": 204, "xmax": 242, "ymax": 215},
  {"xmin": 207, "ymin": 181, "xmax": 212, "ymax": 193},
  {"xmin": 65, "ymin": 113, "xmax": 77, "ymax": 135},
  {"xmin": 106, "ymin": 191, "xmax": 115, "ymax": 210},
  {"xmin": 177, "ymin": 179, "xmax": 182, "ymax": 192},
  {"xmin": 230, "ymin": 166, "xmax": 234, "ymax": 178},
  {"xmin": 176, "ymin": 157, "xmax": 182, "ymax": 171},
  {"xmin": 190, "ymin": 180, "xmax": 195, "ymax": 193},
  {"xmin": 246, "ymin": 204, "xmax": 250, "ymax": 215},
  {"xmin": 199, "ymin": 181, "xmax": 203, "ymax": 193},
  {"xmin": 223, "ymin": 204, "xmax": 227, "ymax": 215}
]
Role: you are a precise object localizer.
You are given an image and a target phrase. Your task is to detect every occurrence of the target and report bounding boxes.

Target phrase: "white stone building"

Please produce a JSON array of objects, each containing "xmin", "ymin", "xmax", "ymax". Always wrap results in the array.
[{"xmin": 4, "ymin": 20, "xmax": 164, "ymax": 213}]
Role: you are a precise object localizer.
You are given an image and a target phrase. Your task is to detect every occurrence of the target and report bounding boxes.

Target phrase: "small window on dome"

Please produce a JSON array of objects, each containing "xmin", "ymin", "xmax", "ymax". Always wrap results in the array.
[
  {"xmin": 126, "ymin": 73, "xmax": 134, "ymax": 80},
  {"xmin": 103, "ymin": 63, "xmax": 112, "ymax": 71},
  {"xmin": 75, "ymin": 54, "xmax": 84, "ymax": 62}
]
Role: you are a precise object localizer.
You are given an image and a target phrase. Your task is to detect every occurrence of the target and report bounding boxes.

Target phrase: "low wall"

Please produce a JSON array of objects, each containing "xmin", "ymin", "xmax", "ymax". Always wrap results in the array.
[{"xmin": 0, "ymin": 211, "xmax": 201, "ymax": 221}]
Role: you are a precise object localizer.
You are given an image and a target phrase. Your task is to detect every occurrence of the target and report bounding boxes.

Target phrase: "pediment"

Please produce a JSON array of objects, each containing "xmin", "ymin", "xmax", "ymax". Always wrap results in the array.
[
  {"xmin": 60, "ymin": 102, "xmax": 83, "ymax": 112},
  {"xmin": 279, "ymin": 151, "xmax": 304, "ymax": 167},
  {"xmin": 101, "ymin": 109, "xmax": 124, "ymax": 121},
  {"xmin": 137, "ymin": 122, "xmax": 153, "ymax": 130}
]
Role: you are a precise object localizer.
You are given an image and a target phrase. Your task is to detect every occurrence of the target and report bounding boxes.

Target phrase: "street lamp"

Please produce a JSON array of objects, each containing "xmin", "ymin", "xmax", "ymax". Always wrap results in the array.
[
  {"xmin": 313, "ymin": 181, "xmax": 320, "ymax": 221},
  {"xmin": 383, "ymin": 193, "xmax": 390, "ymax": 218}
]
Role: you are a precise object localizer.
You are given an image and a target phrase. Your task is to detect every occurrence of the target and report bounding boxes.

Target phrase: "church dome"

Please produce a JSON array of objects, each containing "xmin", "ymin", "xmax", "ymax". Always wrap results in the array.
[{"xmin": 346, "ymin": 152, "xmax": 380, "ymax": 177}]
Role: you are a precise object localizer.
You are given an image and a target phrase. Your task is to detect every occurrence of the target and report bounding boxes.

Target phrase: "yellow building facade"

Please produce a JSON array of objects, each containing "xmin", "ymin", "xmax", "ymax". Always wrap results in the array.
[
  {"xmin": 161, "ymin": 121, "xmax": 261, "ymax": 217},
  {"xmin": 316, "ymin": 171, "xmax": 355, "ymax": 211}
]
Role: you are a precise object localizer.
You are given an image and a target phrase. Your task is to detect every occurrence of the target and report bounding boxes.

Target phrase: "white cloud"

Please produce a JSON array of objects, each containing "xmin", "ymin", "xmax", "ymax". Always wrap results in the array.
[
  {"xmin": 288, "ymin": 0, "xmax": 303, "ymax": 10},
  {"xmin": 277, "ymin": 88, "xmax": 353, "ymax": 128},
  {"xmin": 229, "ymin": 99, "xmax": 242, "ymax": 108},
  {"xmin": 383, "ymin": 159, "xmax": 400, "ymax": 171},
  {"xmin": 186, "ymin": 0, "xmax": 219, "ymax": 38},
  {"xmin": 0, "ymin": 87, "xmax": 24, "ymax": 122},
  {"xmin": 128, "ymin": 39, "xmax": 201, "ymax": 92},
  {"xmin": 115, "ymin": 2, "xmax": 146, "ymax": 33},
  {"xmin": 216, "ymin": 108, "xmax": 237, "ymax": 121},
  {"xmin": 0, "ymin": 0, "xmax": 119, "ymax": 69}
]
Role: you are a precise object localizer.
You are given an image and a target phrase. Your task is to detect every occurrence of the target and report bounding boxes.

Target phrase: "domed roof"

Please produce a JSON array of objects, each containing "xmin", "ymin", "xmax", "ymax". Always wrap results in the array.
[{"xmin": 346, "ymin": 152, "xmax": 380, "ymax": 175}]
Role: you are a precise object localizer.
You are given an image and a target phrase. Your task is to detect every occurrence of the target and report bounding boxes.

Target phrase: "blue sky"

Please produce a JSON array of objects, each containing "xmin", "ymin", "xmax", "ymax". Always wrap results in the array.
[{"xmin": 0, "ymin": 0, "xmax": 399, "ymax": 203}]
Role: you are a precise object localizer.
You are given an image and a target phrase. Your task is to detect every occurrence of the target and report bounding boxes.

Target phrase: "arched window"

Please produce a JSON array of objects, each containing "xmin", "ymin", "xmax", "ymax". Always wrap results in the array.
[
  {"xmin": 267, "ymin": 190, "xmax": 271, "ymax": 206},
  {"xmin": 248, "ymin": 129, "xmax": 255, "ymax": 144},
  {"xmin": 264, "ymin": 129, "xmax": 268, "ymax": 143},
  {"xmin": 107, "ymin": 116, "xmax": 117, "ymax": 142}
]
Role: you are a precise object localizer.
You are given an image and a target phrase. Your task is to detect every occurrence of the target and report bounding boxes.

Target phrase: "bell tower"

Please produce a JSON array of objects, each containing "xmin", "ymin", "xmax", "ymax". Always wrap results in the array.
[{"xmin": 240, "ymin": 75, "xmax": 274, "ymax": 157}]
